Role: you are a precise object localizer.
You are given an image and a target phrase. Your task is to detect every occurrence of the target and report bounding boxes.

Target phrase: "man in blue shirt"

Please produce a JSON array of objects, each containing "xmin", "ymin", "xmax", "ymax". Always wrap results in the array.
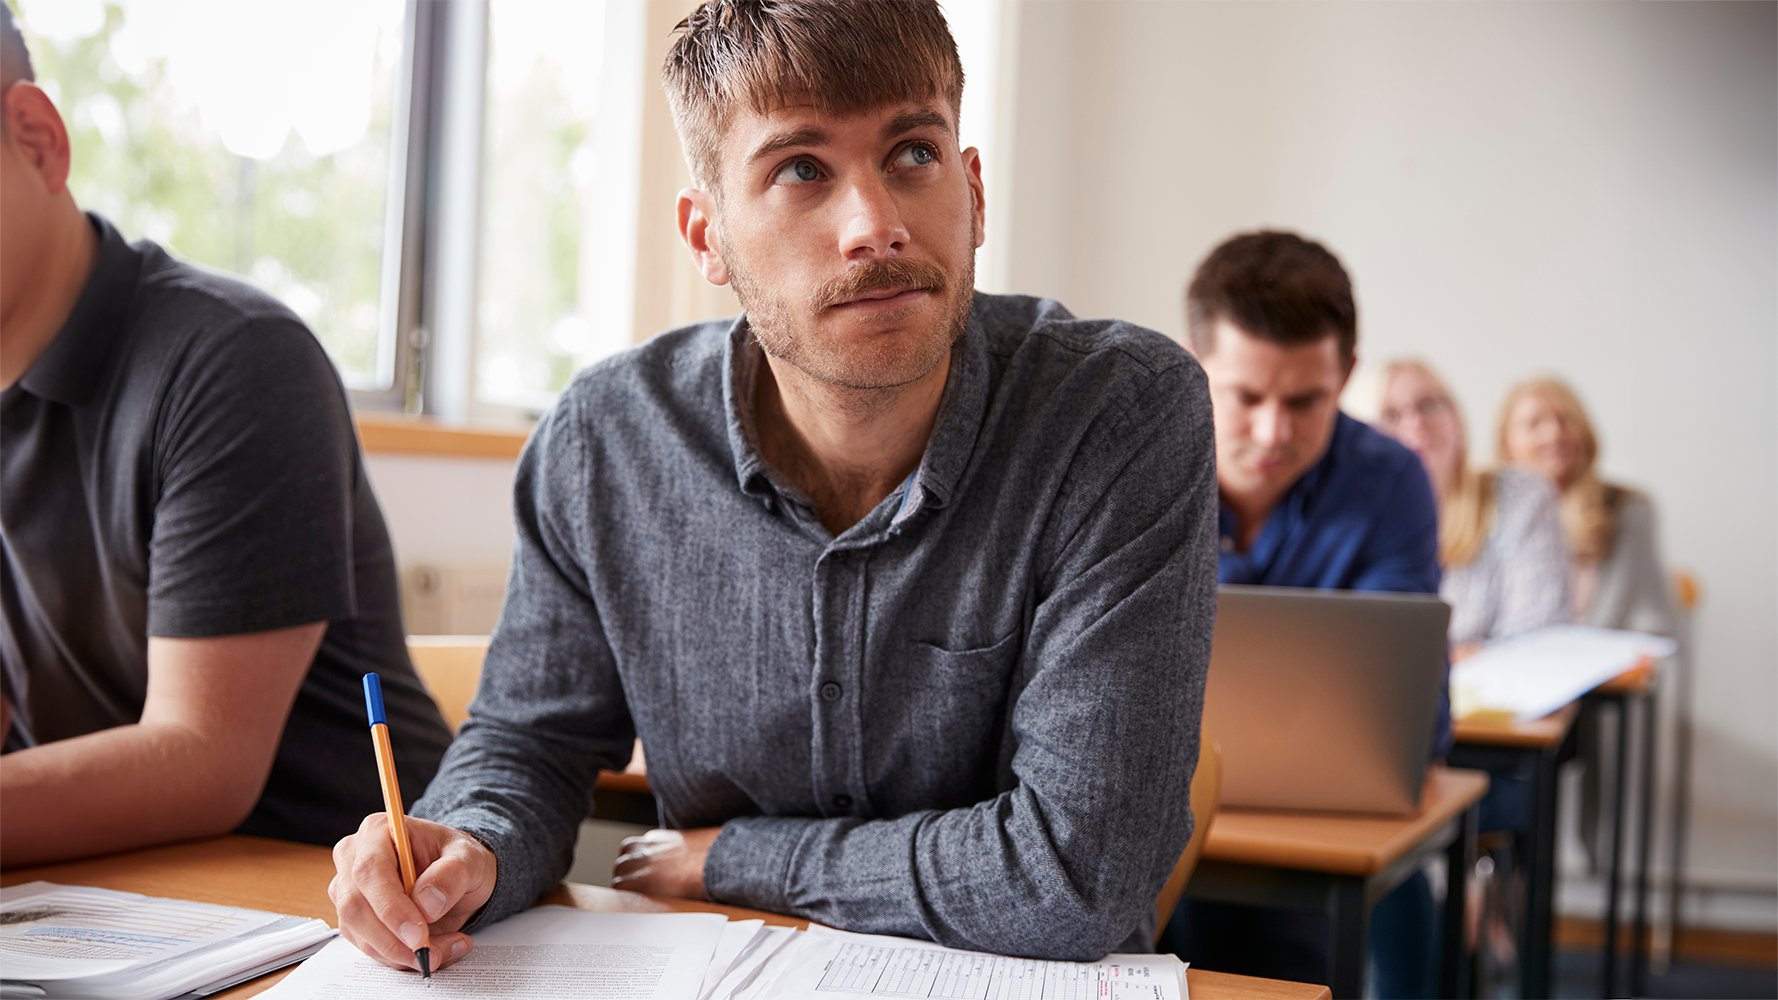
[{"xmin": 1166, "ymin": 231, "xmax": 1445, "ymax": 998}]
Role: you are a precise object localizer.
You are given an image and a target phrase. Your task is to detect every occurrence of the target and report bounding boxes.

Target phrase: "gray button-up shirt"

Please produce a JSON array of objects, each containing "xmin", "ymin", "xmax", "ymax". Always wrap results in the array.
[{"xmin": 415, "ymin": 293, "xmax": 1218, "ymax": 959}]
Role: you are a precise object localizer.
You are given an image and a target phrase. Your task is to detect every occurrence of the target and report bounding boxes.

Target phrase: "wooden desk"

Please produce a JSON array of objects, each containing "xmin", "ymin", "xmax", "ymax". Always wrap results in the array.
[
  {"xmin": 3, "ymin": 836, "xmax": 1328, "ymax": 1000},
  {"xmin": 1184, "ymin": 766, "xmax": 1489, "ymax": 999}
]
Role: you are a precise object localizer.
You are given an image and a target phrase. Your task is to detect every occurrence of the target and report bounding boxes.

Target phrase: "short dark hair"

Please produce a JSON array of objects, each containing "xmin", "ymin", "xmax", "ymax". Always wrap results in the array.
[
  {"xmin": 662, "ymin": 0, "xmax": 964, "ymax": 190},
  {"xmin": 2, "ymin": 2, "xmax": 34, "ymax": 91},
  {"xmin": 1185, "ymin": 231, "xmax": 1357, "ymax": 365}
]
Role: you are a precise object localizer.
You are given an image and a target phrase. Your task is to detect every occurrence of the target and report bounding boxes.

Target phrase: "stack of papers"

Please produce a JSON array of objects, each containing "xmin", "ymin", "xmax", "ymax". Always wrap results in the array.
[
  {"xmin": 262, "ymin": 906, "xmax": 1189, "ymax": 1000},
  {"xmin": 0, "ymin": 882, "xmax": 335, "ymax": 1000},
  {"xmin": 1450, "ymin": 624, "xmax": 1677, "ymax": 722}
]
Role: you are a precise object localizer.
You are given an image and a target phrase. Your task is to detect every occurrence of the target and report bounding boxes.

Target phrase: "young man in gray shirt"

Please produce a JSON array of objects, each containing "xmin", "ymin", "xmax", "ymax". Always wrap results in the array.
[
  {"xmin": 0, "ymin": 4, "xmax": 450, "ymax": 863},
  {"xmin": 331, "ymin": 0, "xmax": 1219, "ymax": 965}
]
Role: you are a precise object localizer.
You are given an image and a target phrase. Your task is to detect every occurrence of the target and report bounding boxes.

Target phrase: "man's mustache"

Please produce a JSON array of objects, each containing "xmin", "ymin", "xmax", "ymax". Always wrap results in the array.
[{"xmin": 810, "ymin": 258, "xmax": 948, "ymax": 312}]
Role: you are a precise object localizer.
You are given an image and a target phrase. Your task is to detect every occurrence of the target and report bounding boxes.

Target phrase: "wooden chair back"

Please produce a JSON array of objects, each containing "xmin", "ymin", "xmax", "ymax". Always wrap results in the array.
[
  {"xmin": 1673, "ymin": 570, "xmax": 1700, "ymax": 613},
  {"xmin": 1154, "ymin": 727, "xmax": 1222, "ymax": 944},
  {"xmin": 406, "ymin": 635, "xmax": 490, "ymax": 732}
]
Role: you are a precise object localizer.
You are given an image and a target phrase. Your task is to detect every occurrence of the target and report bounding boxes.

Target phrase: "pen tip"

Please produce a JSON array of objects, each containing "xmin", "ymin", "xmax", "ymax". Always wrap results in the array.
[{"xmin": 418, "ymin": 946, "xmax": 432, "ymax": 979}]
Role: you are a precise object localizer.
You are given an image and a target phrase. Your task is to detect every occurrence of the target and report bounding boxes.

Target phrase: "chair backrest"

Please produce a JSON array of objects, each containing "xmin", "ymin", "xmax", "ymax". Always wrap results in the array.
[
  {"xmin": 406, "ymin": 635, "xmax": 490, "ymax": 732},
  {"xmin": 1154, "ymin": 727, "xmax": 1222, "ymax": 944},
  {"xmin": 1673, "ymin": 570, "xmax": 1700, "ymax": 613}
]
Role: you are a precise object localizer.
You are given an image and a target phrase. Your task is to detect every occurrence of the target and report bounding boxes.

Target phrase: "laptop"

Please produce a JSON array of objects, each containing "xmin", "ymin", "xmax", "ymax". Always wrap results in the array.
[{"xmin": 1201, "ymin": 585, "xmax": 1451, "ymax": 815}]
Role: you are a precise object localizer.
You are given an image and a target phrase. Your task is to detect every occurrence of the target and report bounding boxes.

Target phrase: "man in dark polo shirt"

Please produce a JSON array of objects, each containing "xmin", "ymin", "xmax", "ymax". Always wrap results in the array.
[{"xmin": 0, "ymin": 5, "xmax": 449, "ymax": 865}]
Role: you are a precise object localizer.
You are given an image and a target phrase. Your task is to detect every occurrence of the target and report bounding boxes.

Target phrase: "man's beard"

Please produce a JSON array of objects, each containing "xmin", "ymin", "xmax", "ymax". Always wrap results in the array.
[{"xmin": 727, "ymin": 243, "xmax": 975, "ymax": 392}]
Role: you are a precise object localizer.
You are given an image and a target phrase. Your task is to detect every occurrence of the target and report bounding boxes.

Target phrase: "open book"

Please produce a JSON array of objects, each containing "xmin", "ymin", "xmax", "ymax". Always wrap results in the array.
[{"xmin": 0, "ymin": 882, "xmax": 335, "ymax": 1000}]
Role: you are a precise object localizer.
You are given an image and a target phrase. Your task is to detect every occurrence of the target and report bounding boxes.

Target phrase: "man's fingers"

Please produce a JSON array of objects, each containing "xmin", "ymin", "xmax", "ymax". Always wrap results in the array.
[
  {"xmin": 429, "ymin": 932, "xmax": 475, "ymax": 970},
  {"xmin": 333, "ymin": 879, "xmax": 428, "ymax": 971},
  {"xmin": 345, "ymin": 817, "xmax": 431, "ymax": 941}
]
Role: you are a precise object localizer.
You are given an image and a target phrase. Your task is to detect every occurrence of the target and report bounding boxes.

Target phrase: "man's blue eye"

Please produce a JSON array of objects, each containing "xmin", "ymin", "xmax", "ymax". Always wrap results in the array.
[
  {"xmin": 775, "ymin": 159, "xmax": 820, "ymax": 184},
  {"xmin": 895, "ymin": 144, "xmax": 937, "ymax": 168}
]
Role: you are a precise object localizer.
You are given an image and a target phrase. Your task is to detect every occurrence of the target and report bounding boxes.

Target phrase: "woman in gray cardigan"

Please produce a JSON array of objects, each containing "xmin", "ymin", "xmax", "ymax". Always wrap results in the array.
[
  {"xmin": 1498, "ymin": 376, "xmax": 1678, "ymax": 875},
  {"xmin": 1496, "ymin": 378, "xmax": 1677, "ymax": 638}
]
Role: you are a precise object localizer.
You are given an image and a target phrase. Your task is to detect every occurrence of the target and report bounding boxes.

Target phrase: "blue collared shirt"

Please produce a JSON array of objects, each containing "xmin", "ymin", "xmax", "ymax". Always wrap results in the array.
[{"xmin": 1218, "ymin": 411, "xmax": 1450, "ymax": 754}]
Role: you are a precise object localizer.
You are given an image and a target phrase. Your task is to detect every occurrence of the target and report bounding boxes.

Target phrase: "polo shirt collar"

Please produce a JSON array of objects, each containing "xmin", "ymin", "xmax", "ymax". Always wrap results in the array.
[
  {"xmin": 722, "ymin": 294, "xmax": 993, "ymax": 526},
  {"xmin": 17, "ymin": 214, "xmax": 138, "ymax": 406}
]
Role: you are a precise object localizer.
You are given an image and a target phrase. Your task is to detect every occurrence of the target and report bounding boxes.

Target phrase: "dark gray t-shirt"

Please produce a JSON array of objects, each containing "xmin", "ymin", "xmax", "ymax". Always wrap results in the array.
[{"xmin": 0, "ymin": 214, "xmax": 451, "ymax": 846}]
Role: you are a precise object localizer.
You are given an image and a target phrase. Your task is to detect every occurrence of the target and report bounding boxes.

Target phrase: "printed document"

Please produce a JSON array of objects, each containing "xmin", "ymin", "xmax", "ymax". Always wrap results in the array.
[
  {"xmin": 1451, "ymin": 624, "xmax": 1677, "ymax": 721},
  {"xmin": 736, "ymin": 926, "xmax": 1189, "ymax": 1000},
  {"xmin": 261, "ymin": 906, "xmax": 726, "ymax": 999}
]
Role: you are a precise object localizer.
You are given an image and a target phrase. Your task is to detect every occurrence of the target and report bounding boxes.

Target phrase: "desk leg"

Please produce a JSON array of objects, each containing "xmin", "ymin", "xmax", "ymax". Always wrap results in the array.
[
  {"xmin": 1630, "ymin": 686, "xmax": 1658, "ymax": 997},
  {"xmin": 1328, "ymin": 876, "xmax": 1368, "ymax": 1000},
  {"xmin": 1525, "ymin": 729, "xmax": 1573, "ymax": 1000},
  {"xmin": 1602, "ymin": 695, "xmax": 1631, "ymax": 999},
  {"xmin": 1441, "ymin": 801, "xmax": 1479, "ymax": 1000}
]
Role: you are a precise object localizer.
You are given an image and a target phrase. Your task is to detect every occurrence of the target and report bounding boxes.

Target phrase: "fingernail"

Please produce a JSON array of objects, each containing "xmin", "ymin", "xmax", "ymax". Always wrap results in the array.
[
  {"xmin": 419, "ymin": 886, "xmax": 448, "ymax": 922},
  {"xmin": 451, "ymin": 938, "xmax": 471, "ymax": 960},
  {"xmin": 399, "ymin": 922, "xmax": 426, "ymax": 949}
]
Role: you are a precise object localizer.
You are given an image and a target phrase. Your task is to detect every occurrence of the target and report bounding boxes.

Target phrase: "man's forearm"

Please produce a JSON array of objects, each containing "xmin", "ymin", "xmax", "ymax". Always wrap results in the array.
[{"xmin": 1, "ymin": 722, "xmax": 269, "ymax": 867}]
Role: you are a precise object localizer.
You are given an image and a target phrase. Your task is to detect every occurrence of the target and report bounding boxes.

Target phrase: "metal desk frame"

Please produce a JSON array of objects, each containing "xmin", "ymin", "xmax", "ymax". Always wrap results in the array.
[{"xmin": 1182, "ymin": 802, "xmax": 1480, "ymax": 999}]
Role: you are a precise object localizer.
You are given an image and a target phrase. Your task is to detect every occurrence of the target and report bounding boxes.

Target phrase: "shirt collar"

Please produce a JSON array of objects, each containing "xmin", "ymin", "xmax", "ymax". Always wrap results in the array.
[
  {"xmin": 17, "ymin": 214, "xmax": 139, "ymax": 407},
  {"xmin": 1217, "ymin": 410, "xmax": 1356, "ymax": 555},
  {"xmin": 721, "ymin": 294, "xmax": 993, "ymax": 527}
]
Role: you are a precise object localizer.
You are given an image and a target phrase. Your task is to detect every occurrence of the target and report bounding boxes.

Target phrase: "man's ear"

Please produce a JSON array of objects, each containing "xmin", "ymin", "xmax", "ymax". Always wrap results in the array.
[
  {"xmin": 2, "ymin": 83, "xmax": 73, "ymax": 196},
  {"xmin": 677, "ymin": 187, "xmax": 729, "ymax": 287},
  {"xmin": 1339, "ymin": 352, "xmax": 1358, "ymax": 391},
  {"xmin": 962, "ymin": 146, "xmax": 985, "ymax": 250}
]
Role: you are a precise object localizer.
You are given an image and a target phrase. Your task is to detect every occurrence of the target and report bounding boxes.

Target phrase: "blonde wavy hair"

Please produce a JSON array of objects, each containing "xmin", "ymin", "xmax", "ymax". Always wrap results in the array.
[
  {"xmin": 1377, "ymin": 360, "xmax": 1494, "ymax": 568},
  {"xmin": 1496, "ymin": 378, "xmax": 1615, "ymax": 562}
]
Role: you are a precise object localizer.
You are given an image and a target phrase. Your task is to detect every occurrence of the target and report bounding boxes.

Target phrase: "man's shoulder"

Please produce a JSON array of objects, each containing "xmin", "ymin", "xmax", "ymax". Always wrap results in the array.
[
  {"xmin": 975, "ymin": 292, "xmax": 1192, "ymax": 377},
  {"xmin": 1330, "ymin": 411, "xmax": 1426, "ymax": 483},
  {"xmin": 128, "ymin": 240, "xmax": 311, "ymax": 342},
  {"xmin": 555, "ymin": 317, "xmax": 732, "ymax": 412}
]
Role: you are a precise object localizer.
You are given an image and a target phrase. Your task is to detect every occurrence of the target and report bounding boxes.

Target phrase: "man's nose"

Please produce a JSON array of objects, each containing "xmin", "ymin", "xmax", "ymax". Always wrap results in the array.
[
  {"xmin": 1251, "ymin": 403, "xmax": 1293, "ymax": 447},
  {"xmin": 837, "ymin": 174, "xmax": 910, "ymax": 260}
]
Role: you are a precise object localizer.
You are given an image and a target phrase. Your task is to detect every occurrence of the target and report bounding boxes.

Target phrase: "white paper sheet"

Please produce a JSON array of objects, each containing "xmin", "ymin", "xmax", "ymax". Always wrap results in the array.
[
  {"xmin": 260, "ymin": 906, "xmax": 727, "ymax": 1000},
  {"xmin": 696, "ymin": 919, "xmax": 765, "ymax": 1000},
  {"xmin": 737, "ymin": 926, "xmax": 1188, "ymax": 1000},
  {"xmin": 704, "ymin": 925, "xmax": 798, "ymax": 1000},
  {"xmin": 1450, "ymin": 624, "xmax": 1676, "ymax": 722}
]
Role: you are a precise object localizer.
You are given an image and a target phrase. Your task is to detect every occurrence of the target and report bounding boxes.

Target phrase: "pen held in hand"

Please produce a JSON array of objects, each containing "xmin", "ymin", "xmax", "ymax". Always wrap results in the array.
[{"xmin": 363, "ymin": 672, "xmax": 433, "ymax": 981}]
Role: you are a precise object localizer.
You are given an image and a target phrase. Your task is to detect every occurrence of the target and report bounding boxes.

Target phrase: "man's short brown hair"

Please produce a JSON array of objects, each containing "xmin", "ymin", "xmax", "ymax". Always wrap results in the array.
[
  {"xmin": 662, "ymin": 0, "xmax": 963, "ymax": 191},
  {"xmin": 2, "ymin": 2, "xmax": 34, "ymax": 91},
  {"xmin": 1185, "ymin": 231, "xmax": 1357, "ymax": 365}
]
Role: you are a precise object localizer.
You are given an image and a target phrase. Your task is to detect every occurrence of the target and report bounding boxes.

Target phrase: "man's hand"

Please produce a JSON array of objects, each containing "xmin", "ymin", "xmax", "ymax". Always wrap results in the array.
[
  {"xmin": 611, "ymin": 827, "xmax": 720, "ymax": 900},
  {"xmin": 330, "ymin": 814, "xmax": 496, "ymax": 972}
]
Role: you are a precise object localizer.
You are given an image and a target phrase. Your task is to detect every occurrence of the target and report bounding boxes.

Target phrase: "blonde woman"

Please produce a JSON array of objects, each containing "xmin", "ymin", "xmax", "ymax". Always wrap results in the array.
[
  {"xmin": 1497, "ymin": 378, "xmax": 1677, "ymax": 637},
  {"xmin": 1376, "ymin": 361, "xmax": 1570, "ymax": 658}
]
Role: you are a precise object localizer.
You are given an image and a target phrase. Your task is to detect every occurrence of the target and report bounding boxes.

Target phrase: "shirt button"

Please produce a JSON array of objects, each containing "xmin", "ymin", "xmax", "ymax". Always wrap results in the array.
[
  {"xmin": 820, "ymin": 681, "xmax": 843, "ymax": 702},
  {"xmin": 833, "ymin": 794, "xmax": 853, "ymax": 809}
]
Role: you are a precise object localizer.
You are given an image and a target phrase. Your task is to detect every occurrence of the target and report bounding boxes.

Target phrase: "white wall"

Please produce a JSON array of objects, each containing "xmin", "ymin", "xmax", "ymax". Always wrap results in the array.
[
  {"xmin": 1002, "ymin": 0, "xmax": 1776, "ymax": 921},
  {"xmin": 363, "ymin": 454, "xmax": 517, "ymax": 568}
]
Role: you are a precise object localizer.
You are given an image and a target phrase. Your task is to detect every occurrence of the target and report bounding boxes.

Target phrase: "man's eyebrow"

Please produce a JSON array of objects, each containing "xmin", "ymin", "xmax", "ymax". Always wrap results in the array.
[
  {"xmin": 747, "ymin": 127, "xmax": 829, "ymax": 166},
  {"xmin": 884, "ymin": 107, "xmax": 951, "ymax": 140}
]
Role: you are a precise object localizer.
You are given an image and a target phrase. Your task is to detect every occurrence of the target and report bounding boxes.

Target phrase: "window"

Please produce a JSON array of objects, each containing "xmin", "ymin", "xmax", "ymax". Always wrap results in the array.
[
  {"xmin": 21, "ymin": 0, "xmax": 1007, "ymax": 420},
  {"xmin": 475, "ymin": 0, "xmax": 617, "ymax": 411},
  {"xmin": 23, "ymin": 0, "xmax": 408, "ymax": 390}
]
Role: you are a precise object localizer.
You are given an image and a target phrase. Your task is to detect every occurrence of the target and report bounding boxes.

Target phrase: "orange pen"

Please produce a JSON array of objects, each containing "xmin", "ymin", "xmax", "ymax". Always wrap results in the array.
[{"xmin": 363, "ymin": 672, "xmax": 432, "ymax": 980}]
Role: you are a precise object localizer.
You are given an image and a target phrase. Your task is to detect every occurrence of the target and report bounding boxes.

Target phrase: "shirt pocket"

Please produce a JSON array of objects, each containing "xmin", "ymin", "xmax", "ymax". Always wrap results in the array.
[{"xmin": 870, "ymin": 630, "xmax": 1023, "ymax": 810}]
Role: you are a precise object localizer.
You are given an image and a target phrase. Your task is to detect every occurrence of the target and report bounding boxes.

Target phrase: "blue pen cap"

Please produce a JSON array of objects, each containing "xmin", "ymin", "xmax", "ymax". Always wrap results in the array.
[{"xmin": 362, "ymin": 673, "xmax": 387, "ymax": 727}]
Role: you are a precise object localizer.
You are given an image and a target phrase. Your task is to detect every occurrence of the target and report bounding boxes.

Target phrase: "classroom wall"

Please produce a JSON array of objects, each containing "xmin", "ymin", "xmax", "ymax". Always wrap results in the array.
[{"xmin": 1000, "ymin": 0, "xmax": 1777, "ymax": 927}]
